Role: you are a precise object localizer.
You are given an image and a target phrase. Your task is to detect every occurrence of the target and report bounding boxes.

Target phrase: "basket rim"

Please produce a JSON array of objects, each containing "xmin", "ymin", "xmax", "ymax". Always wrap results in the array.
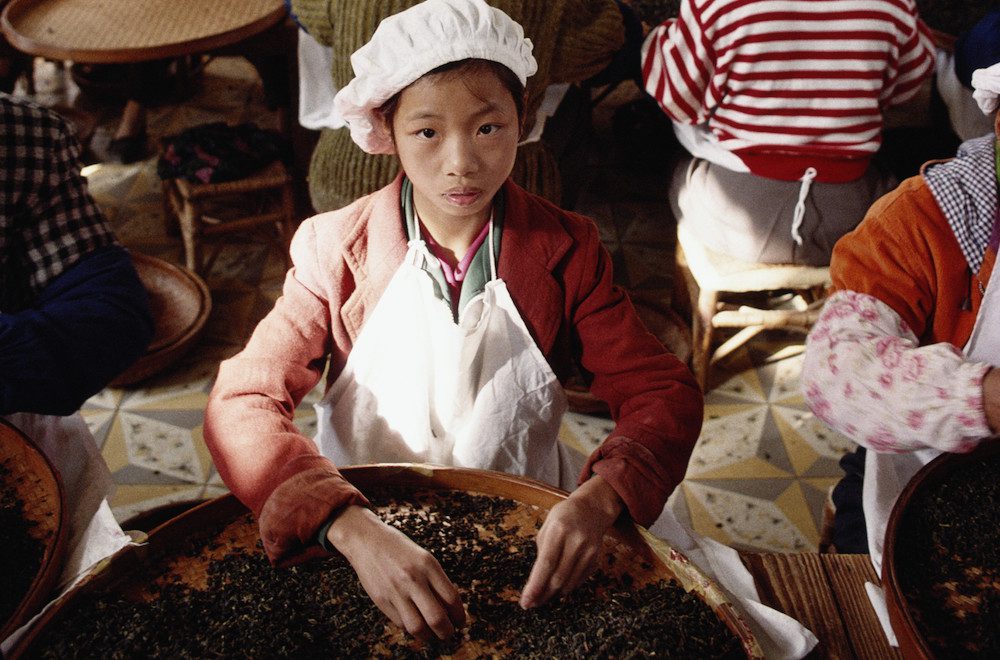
[
  {"xmin": 0, "ymin": 417, "xmax": 70, "ymax": 642},
  {"xmin": 108, "ymin": 252, "xmax": 211, "ymax": 387},
  {"xmin": 882, "ymin": 442, "xmax": 1000, "ymax": 659},
  {"xmin": 12, "ymin": 464, "xmax": 762, "ymax": 658}
]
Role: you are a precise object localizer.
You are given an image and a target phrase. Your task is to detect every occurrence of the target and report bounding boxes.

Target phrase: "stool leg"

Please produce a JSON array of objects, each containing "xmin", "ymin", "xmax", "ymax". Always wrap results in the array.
[
  {"xmin": 179, "ymin": 197, "xmax": 201, "ymax": 273},
  {"xmin": 161, "ymin": 180, "xmax": 181, "ymax": 237},
  {"xmin": 691, "ymin": 288, "xmax": 718, "ymax": 392}
]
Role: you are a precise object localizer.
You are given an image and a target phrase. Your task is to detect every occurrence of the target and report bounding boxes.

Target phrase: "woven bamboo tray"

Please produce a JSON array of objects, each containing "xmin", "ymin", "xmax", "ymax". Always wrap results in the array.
[
  {"xmin": 883, "ymin": 442, "xmax": 1000, "ymax": 659},
  {"xmin": 109, "ymin": 252, "xmax": 211, "ymax": 387},
  {"xmin": 0, "ymin": 419, "xmax": 68, "ymax": 641},
  {"xmin": 0, "ymin": 0, "xmax": 285, "ymax": 63},
  {"xmin": 12, "ymin": 464, "xmax": 762, "ymax": 658}
]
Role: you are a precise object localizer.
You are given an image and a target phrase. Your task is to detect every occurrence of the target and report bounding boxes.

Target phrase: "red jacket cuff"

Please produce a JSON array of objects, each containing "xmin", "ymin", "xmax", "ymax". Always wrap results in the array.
[
  {"xmin": 584, "ymin": 435, "xmax": 682, "ymax": 527},
  {"xmin": 258, "ymin": 466, "xmax": 369, "ymax": 566}
]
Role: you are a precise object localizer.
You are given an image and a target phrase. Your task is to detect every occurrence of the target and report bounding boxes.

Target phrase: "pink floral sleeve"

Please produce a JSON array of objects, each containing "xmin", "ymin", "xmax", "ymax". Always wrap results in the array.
[{"xmin": 802, "ymin": 290, "xmax": 991, "ymax": 453}]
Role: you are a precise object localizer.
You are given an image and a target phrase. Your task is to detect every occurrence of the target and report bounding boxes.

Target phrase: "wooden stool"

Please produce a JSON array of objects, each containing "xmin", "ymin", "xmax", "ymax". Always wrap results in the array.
[
  {"xmin": 161, "ymin": 160, "xmax": 296, "ymax": 276},
  {"xmin": 674, "ymin": 223, "xmax": 831, "ymax": 391}
]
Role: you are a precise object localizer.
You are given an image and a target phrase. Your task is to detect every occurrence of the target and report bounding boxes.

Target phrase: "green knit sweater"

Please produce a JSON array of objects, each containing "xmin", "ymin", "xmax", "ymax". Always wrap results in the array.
[{"xmin": 290, "ymin": 0, "xmax": 625, "ymax": 212}]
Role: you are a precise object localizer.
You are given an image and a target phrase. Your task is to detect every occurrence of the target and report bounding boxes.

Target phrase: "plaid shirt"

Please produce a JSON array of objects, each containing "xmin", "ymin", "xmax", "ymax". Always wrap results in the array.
[
  {"xmin": 924, "ymin": 135, "xmax": 999, "ymax": 273},
  {"xmin": 0, "ymin": 94, "xmax": 117, "ymax": 311}
]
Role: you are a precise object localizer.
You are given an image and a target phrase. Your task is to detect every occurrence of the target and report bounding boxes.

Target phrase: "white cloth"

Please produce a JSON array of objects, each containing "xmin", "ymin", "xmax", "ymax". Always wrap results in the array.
[
  {"xmin": 297, "ymin": 29, "xmax": 346, "ymax": 131},
  {"xmin": 315, "ymin": 222, "xmax": 578, "ymax": 490},
  {"xmin": 334, "ymin": 0, "xmax": 537, "ymax": 154},
  {"xmin": 0, "ymin": 412, "xmax": 130, "ymax": 653},
  {"xmin": 646, "ymin": 510, "xmax": 818, "ymax": 659},
  {"xmin": 936, "ymin": 50, "xmax": 996, "ymax": 141},
  {"xmin": 519, "ymin": 82, "xmax": 569, "ymax": 146},
  {"xmin": 971, "ymin": 62, "xmax": 1000, "ymax": 115},
  {"xmin": 672, "ymin": 122, "xmax": 750, "ymax": 173},
  {"xmin": 863, "ymin": 239, "xmax": 1000, "ymax": 644}
]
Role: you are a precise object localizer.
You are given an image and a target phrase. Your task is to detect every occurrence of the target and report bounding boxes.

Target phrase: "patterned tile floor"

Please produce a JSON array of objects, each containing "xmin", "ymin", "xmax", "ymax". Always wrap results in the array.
[{"xmin": 16, "ymin": 55, "xmax": 854, "ymax": 552}]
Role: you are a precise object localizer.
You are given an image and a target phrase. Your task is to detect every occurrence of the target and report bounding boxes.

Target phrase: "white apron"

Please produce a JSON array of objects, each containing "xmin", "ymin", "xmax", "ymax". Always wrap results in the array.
[
  {"xmin": 864, "ymin": 257, "xmax": 1000, "ymax": 576},
  {"xmin": 315, "ymin": 220, "xmax": 581, "ymax": 492}
]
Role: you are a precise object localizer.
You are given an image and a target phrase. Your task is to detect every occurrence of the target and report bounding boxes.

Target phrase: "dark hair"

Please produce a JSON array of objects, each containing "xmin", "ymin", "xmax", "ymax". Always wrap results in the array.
[{"xmin": 378, "ymin": 58, "xmax": 526, "ymax": 134}]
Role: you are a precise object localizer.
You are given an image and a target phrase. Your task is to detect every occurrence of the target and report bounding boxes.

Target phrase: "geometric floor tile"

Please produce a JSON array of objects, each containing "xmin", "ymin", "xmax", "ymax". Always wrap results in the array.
[
  {"xmin": 675, "ymin": 480, "xmax": 813, "ymax": 552},
  {"xmin": 119, "ymin": 411, "xmax": 208, "ymax": 483},
  {"xmin": 688, "ymin": 407, "xmax": 771, "ymax": 476},
  {"xmin": 554, "ymin": 336, "xmax": 855, "ymax": 554},
  {"xmin": 667, "ymin": 339, "xmax": 856, "ymax": 553}
]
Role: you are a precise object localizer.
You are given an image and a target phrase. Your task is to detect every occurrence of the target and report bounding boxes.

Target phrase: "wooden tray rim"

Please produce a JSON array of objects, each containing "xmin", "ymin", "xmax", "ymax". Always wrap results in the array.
[
  {"xmin": 12, "ymin": 464, "xmax": 763, "ymax": 658},
  {"xmin": 0, "ymin": 0, "xmax": 285, "ymax": 64},
  {"xmin": 130, "ymin": 251, "xmax": 211, "ymax": 354},
  {"xmin": 882, "ymin": 442, "xmax": 1000, "ymax": 659},
  {"xmin": 0, "ymin": 418, "xmax": 70, "ymax": 642}
]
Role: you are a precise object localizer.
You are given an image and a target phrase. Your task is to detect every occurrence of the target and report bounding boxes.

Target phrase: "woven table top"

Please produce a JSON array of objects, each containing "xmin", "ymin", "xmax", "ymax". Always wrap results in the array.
[{"xmin": 1, "ymin": 0, "xmax": 285, "ymax": 63}]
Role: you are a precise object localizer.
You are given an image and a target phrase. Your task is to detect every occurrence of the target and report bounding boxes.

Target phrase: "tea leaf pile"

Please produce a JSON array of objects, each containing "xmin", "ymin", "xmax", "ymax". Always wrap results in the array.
[
  {"xmin": 34, "ymin": 490, "xmax": 743, "ymax": 658},
  {"xmin": 897, "ymin": 456, "xmax": 1000, "ymax": 658},
  {"xmin": 0, "ymin": 458, "xmax": 46, "ymax": 627}
]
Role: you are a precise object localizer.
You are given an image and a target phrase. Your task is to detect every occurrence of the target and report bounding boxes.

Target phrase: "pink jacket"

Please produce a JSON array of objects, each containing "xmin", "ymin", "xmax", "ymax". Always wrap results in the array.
[{"xmin": 204, "ymin": 176, "xmax": 702, "ymax": 564}]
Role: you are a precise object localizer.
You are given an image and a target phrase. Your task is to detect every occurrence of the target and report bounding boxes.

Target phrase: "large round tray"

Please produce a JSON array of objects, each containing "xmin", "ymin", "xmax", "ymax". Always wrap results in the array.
[
  {"xmin": 0, "ymin": 418, "xmax": 69, "ymax": 641},
  {"xmin": 883, "ymin": 442, "xmax": 1000, "ymax": 658},
  {"xmin": 0, "ymin": 0, "xmax": 285, "ymax": 64},
  {"xmin": 11, "ymin": 464, "xmax": 762, "ymax": 658},
  {"xmin": 109, "ymin": 252, "xmax": 211, "ymax": 387}
]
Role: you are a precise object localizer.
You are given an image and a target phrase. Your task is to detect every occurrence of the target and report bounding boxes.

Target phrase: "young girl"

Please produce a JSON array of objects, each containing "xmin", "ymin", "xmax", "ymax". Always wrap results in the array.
[{"xmin": 205, "ymin": 0, "xmax": 701, "ymax": 642}]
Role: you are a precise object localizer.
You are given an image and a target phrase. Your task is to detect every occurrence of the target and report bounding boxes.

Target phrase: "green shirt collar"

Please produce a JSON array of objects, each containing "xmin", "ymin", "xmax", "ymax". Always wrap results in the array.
[{"xmin": 400, "ymin": 177, "xmax": 504, "ymax": 318}]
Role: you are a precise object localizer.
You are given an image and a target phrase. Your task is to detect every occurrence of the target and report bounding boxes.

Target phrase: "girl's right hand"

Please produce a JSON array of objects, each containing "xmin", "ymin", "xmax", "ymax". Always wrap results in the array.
[{"xmin": 325, "ymin": 505, "xmax": 466, "ymax": 642}]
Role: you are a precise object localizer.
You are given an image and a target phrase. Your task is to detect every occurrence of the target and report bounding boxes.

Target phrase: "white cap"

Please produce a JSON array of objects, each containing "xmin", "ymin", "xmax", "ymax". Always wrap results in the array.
[
  {"xmin": 971, "ymin": 62, "xmax": 1000, "ymax": 115},
  {"xmin": 333, "ymin": 0, "xmax": 537, "ymax": 154}
]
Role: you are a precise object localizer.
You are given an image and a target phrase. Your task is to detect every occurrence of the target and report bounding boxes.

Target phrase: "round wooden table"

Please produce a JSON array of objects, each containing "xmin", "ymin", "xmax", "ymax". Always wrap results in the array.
[{"xmin": 0, "ymin": 0, "xmax": 285, "ymax": 63}]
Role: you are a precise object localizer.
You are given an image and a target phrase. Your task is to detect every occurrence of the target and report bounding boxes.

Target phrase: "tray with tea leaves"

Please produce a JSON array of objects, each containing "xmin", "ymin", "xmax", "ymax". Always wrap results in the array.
[
  {"xmin": 12, "ymin": 464, "xmax": 761, "ymax": 658},
  {"xmin": 0, "ymin": 419, "xmax": 68, "ymax": 642},
  {"xmin": 884, "ymin": 442, "xmax": 1000, "ymax": 659}
]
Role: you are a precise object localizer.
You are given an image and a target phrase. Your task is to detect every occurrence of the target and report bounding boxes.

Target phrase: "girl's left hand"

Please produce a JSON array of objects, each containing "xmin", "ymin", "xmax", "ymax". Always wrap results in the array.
[{"xmin": 519, "ymin": 474, "xmax": 624, "ymax": 609}]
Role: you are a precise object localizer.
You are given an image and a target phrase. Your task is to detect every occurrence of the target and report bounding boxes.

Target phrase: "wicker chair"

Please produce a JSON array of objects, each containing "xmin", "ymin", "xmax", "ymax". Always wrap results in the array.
[
  {"xmin": 161, "ymin": 160, "xmax": 295, "ymax": 277},
  {"xmin": 674, "ymin": 223, "xmax": 831, "ymax": 391}
]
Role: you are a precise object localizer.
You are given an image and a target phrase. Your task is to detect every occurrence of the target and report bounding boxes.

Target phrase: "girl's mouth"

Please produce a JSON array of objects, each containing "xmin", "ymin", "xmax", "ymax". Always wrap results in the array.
[{"xmin": 444, "ymin": 189, "xmax": 482, "ymax": 206}]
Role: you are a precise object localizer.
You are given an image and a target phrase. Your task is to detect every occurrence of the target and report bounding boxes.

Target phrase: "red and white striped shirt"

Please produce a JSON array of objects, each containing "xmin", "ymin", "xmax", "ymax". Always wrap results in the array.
[{"xmin": 641, "ymin": 0, "xmax": 936, "ymax": 182}]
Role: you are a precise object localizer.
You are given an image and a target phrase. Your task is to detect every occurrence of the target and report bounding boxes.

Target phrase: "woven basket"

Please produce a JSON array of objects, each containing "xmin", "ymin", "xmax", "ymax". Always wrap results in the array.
[
  {"xmin": 0, "ymin": 418, "xmax": 68, "ymax": 641},
  {"xmin": 883, "ymin": 442, "xmax": 1000, "ymax": 658},
  {"xmin": 13, "ymin": 465, "xmax": 762, "ymax": 658},
  {"xmin": 1, "ymin": 0, "xmax": 285, "ymax": 63},
  {"xmin": 109, "ymin": 252, "xmax": 211, "ymax": 387}
]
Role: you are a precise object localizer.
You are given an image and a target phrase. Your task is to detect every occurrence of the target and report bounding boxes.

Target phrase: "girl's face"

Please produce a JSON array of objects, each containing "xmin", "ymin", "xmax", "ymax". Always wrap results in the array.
[{"xmin": 390, "ymin": 68, "xmax": 520, "ymax": 232}]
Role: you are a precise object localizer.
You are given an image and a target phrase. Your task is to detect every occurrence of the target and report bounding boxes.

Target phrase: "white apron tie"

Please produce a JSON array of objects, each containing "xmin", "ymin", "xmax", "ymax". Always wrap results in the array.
[
  {"xmin": 790, "ymin": 167, "xmax": 818, "ymax": 247},
  {"xmin": 315, "ymin": 218, "xmax": 580, "ymax": 491}
]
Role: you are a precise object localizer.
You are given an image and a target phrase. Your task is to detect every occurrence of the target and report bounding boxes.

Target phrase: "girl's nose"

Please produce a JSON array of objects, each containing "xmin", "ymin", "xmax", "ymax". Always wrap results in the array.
[{"xmin": 445, "ymin": 136, "xmax": 478, "ymax": 176}]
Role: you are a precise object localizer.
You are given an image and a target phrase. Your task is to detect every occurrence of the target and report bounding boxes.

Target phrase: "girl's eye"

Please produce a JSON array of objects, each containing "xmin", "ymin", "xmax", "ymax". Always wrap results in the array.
[
  {"xmin": 479, "ymin": 124, "xmax": 499, "ymax": 135},
  {"xmin": 418, "ymin": 128, "xmax": 436, "ymax": 139}
]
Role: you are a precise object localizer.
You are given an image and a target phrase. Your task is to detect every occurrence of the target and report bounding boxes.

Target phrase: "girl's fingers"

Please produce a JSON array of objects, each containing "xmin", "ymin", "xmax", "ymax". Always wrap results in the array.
[
  {"xmin": 519, "ymin": 530, "xmax": 567, "ymax": 608},
  {"xmin": 394, "ymin": 594, "xmax": 433, "ymax": 642},
  {"xmin": 427, "ymin": 569, "xmax": 467, "ymax": 629},
  {"xmin": 561, "ymin": 548, "xmax": 599, "ymax": 595}
]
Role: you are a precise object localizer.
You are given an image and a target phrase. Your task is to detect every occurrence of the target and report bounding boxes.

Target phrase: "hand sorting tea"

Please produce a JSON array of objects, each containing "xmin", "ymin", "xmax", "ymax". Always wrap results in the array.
[{"xmin": 32, "ymin": 489, "xmax": 744, "ymax": 658}]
